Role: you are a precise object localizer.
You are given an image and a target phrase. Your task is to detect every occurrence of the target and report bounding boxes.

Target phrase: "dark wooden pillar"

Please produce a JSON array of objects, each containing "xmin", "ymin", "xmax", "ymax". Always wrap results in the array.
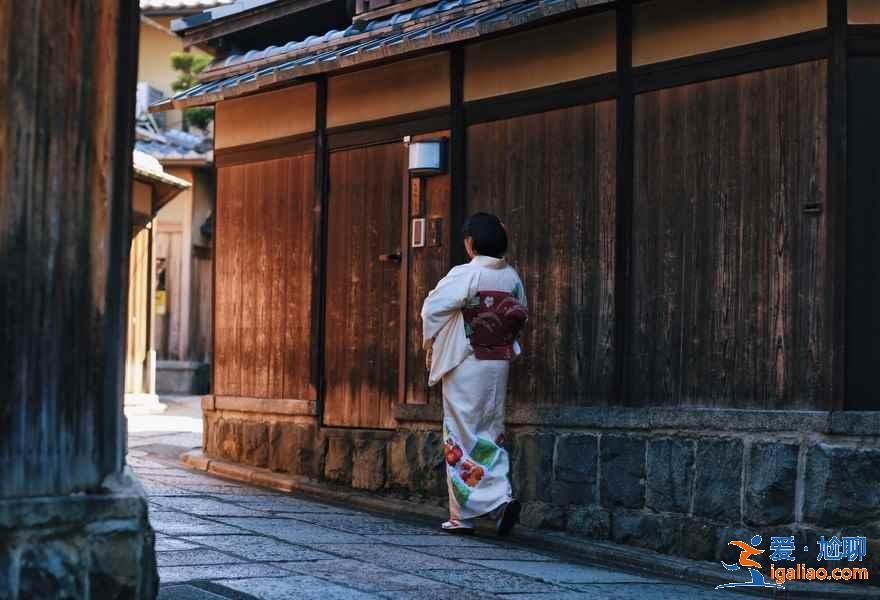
[
  {"xmin": 450, "ymin": 46, "xmax": 467, "ymax": 266},
  {"xmin": 828, "ymin": 0, "xmax": 847, "ymax": 409},
  {"xmin": 312, "ymin": 75, "xmax": 329, "ymax": 424},
  {"xmin": 614, "ymin": 0, "xmax": 634, "ymax": 405},
  {"xmin": 0, "ymin": 0, "xmax": 138, "ymax": 496}
]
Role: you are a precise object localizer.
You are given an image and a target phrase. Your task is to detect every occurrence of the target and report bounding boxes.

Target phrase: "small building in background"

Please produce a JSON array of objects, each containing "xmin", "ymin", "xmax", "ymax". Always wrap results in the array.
[
  {"xmin": 138, "ymin": 0, "xmax": 227, "ymax": 395},
  {"xmin": 127, "ymin": 150, "xmax": 191, "ymax": 413}
]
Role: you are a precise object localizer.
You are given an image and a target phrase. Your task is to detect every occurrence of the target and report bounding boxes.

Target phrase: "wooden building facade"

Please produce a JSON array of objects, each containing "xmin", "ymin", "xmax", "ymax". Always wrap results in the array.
[{"xmin": 162, "ymin": 0, "xmax": 880, "ymax": 570}]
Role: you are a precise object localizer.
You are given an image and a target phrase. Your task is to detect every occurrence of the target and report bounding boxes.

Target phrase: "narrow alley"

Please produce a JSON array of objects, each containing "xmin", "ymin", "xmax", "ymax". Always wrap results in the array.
[{"xmin": 128, "ymin": 399, "xmax": 744, "ymax": 600}]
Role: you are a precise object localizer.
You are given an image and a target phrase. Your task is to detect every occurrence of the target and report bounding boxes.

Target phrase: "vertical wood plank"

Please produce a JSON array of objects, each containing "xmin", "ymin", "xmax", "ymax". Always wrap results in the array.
[
  {"xmin": 629, "ymin": 63, "xmax": 828, "ymax": 409},
  {"xmin": 466, "ymin": 103, "xmax": 617, "ymax": 407},
  {"xmin": 827, "ymin": 0, "xmax": 847, "ymax": 409}
]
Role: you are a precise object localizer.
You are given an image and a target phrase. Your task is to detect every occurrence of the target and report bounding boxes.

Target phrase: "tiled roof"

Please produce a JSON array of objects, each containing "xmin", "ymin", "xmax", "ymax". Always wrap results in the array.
[
  {"xmin": 140, "ymin": 0, "xmax": 233, "ymax": 12},
  {"xmin": 133, "ymin": 150, "xmax": 190, "ymax": 188},
  {"xmin": 171, "ymin": 0, "xmax": 285, "ymax": 30},
  {"xmin": 155, "ymin": 0, "xmax": 602, "ymax": 110},
  {"xmin": 135, "ymin": 127, "xmax": 213, "ymax": 163}
]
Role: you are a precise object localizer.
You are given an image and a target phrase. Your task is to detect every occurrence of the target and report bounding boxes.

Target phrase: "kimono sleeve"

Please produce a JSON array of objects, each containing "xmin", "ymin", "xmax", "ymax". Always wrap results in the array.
[{"xmin": 420, "ymin": 265, "xmax": 474, "ymax": 349}]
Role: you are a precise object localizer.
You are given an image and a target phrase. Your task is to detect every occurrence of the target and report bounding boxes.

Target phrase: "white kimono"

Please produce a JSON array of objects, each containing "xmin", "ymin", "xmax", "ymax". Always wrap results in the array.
[{"xmin": 421, "ymin": 255, "xmax": 526, "ymax": 520}]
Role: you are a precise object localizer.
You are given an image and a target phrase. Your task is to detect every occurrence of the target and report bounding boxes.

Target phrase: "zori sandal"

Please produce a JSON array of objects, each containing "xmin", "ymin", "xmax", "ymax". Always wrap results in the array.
[{"xmin": 441, "ymin": 519, "xmax": 475, "ymax": 534}]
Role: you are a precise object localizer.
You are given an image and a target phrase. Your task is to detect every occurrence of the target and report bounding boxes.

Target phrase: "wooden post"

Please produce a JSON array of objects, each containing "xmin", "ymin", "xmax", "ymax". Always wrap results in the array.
[
  {"xmin": 450, "ymin": 46, "xmax": 466, "ymax": 266},
  {"xmin": 614, "ymin": 0, "xmax": 634, "ymax": 406},
  {"xmin": 828, "ymin": 0, "xmax": 847, "ymax": 409},
  {"xmin": 312, "ymin": 75, "xmax": 330, "ymax": 423},
  {"xmin": 0, "ymin": 0, "xmax": 138, "ymax": 493}
]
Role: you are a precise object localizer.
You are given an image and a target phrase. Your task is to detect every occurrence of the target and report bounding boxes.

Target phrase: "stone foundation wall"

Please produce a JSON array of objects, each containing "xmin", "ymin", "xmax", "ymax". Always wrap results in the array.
[
  {"xmin": 0, "ymin": 471, "xmax": 158, "ymax": 599},
  {"xmin": 203, "ymin": 406, "xmax": 880, "ymax": 579}
]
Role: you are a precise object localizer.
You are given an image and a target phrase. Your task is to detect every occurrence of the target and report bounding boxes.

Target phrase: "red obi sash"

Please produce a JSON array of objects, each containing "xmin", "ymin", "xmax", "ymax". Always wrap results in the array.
[{"xmin": 462, "ymin": 290, "xmax": 528, "ymax": 360}]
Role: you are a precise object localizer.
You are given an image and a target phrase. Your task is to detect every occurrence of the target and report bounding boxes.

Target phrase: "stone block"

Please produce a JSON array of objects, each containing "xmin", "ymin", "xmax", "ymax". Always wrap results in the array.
[
  {"xmin": 241, "ymin": 422, "xmax": 269, "ymax": 468},
  {"xmin": 387, "ymin": 432, "xmax": 416, "ymax": 489},
  {"xmin": 416, "ymin": 430, "xmax": 446, "ymax": 497},
  {"xmin": 511, "ymin": 432, "xmax": 555, "ymax": 502},
  {"xmin": 646, "ymin": 438, "xmax": 694, "ymax": 514},
  {"xmin": 552, "ymin": 434, "xmax": 597, "ymax": 506},
  {"xmin": 19, "ymin": 542, "xmax": 84, "ymax": 600},
  {"xmin": 519, "ymin": 501, "xmax": 565, "ymax": 530},
  {"xmin": 679, "ymin": 520, "xmax": 717, "ymax": 561},
  {"xmin": 216, "ymin": 419, "xmax": 243, "ymax": 463},
  {"xmin": 268, "ymin": 423, "xmax": 309, "ymax": 475},
  {"xmin": 714, "ymin": 526, "xmax": 753, "ymax": 563},
  {"xmin": 600, "ymin": 435, "xmax": 645, "ymax": 509},
  {"xmin": 565, "ymin": 506, "xmax": 611, "ymax": 539},
  {"xmin": 554, "ymin": 434, "xmax": 598, "ymax": 482},
  {"xmin": 352, "ymin": 439, "xmax": 386, "ymax": 491},
  {"xmin": 803, "ymin": 444, "xmax": 880, "ymax": 527},
  {"xmin": 89, "ymin": 531, "xmax": 155, "ymax": 599},
  {"xmin": 744, "ymin": 441, "xmax": 798, "ymax": 526},
  {"xmin": 611, "ymin": 512, "xmax": 682, "ymax": 554},
  {"xmin": 323, "ymin": 437, "xmax": 353, "ymax": 484},
  {"xmin": 693, "ymin": 438, "xmax": 743, "ymax": 522}
]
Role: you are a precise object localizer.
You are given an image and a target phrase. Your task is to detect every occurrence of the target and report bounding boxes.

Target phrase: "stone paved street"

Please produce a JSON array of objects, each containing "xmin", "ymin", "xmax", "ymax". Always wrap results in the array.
[{"xmin": 128, "ymin": 398, "xmax": 748, "ymax": 600}]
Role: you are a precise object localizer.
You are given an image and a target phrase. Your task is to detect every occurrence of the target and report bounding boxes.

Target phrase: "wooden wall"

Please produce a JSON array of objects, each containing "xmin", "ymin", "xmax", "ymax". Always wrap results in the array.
[
  {"xmin": 126, "ymin": 227, "xmax": 152, "ymax": 395},
  {"xmin": 467, "ymin": 102, "xmax": 618, "ymax": 407},
  {"xmin": 214, "ymin": 153, "xmax": 316, "ymax": 401},
  {"xmin": 628, "ymin": 61, "xmax": 828, "ymax": 409}
]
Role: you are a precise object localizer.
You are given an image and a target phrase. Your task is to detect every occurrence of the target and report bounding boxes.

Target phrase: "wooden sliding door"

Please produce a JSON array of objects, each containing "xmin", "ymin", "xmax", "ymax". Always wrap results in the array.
[{"xmin": 323, "ymin": 142, "xmax": 405, "ymax": 428}]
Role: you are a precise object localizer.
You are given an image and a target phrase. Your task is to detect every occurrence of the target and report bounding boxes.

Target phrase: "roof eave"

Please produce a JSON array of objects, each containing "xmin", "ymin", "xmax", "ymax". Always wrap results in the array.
[
  {"xmin": 151, "ymin": 0, "xmax": 612, "ymax": 112},
  {"xmin": 173, "ymin": 0, "xmax": 338, "ymax": 48}
]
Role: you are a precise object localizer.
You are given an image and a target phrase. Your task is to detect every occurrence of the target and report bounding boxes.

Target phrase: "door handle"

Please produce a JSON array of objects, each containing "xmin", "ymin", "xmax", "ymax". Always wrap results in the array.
[{"xmin": 379, "ymin": 251, "xmax": 402, "ymax": 263}]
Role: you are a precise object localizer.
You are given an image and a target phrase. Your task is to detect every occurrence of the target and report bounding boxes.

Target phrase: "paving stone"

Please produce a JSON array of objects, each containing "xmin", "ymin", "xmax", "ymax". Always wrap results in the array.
[
  {"xmin": 292, "ymin": 513, "xmax": 433, "ymax": 535},
  {"xmin": 412, "ymin": 545, "xmax": 555, "ymax": 562},
  {"xmin": 280, "ymin": 558, "xmax": 446, "ymax": 592},
  {"xmin": 155, "ymin": 535, "xmax": 202, "ymax": 552},
  {"xmin": 463, "ymin": 560, "xmax": 661, "ymax": 584},
  {"xmin": 370, "ymin": 534, "xmax": 498, "ymax": 547},
  {"xmin": 316, "ymin": 543, "xmax": 474, "ymax": 570},
  {"xmin": 156, "ymin": 550, "xmax": 245, "ymax": 567},
  {"xmin": 379, "ymin": 588, "xmax": 505, "ymax": 600},
  {"xmin": 157, "ymin": 584, "xmax": 229, "ymax": 600},
  {"xmin": 149, "ymin": 512, "xmax": 246, "ymax": 536},
  {"xmin": 182, "ymin": 535, "xmax": 334, "ymax": 562},
  {"xmin": 216, "ymin": 575, "xmax": 376, "ymax": 599},
  {"xmin": 158, "ymin": 563, "xmax": 291, "ymax": 584},
  {"xmin": 221, "ymin": 517, "xmax": 368, "ymax": 544},
  {"xmin": 419, "ymin": 568, "xmax": 565, "ymax": 593},
  {"xmin": 150, "ymin": 496, "xmax": 267, "ymax": 517},
  {"xmin": 563, "ymin": 583, "xmax": 749, "ymax": 599},
  {"xmin": 232, "ymin": 497, "xmax": 359, "ymax": 515}
]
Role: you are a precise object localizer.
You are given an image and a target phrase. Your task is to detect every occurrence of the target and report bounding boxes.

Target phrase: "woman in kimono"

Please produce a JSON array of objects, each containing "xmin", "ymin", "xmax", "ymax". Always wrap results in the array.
[{"xmin": 421, "ymin": 212, "xmax": 528, "ymax": 535}]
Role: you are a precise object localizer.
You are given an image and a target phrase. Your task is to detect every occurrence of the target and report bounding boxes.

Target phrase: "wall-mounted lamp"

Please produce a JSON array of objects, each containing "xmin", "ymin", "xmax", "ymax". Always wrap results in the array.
[{"xmin": 408, "ymin": 138, "xmax": 447, "ymax": 175}]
